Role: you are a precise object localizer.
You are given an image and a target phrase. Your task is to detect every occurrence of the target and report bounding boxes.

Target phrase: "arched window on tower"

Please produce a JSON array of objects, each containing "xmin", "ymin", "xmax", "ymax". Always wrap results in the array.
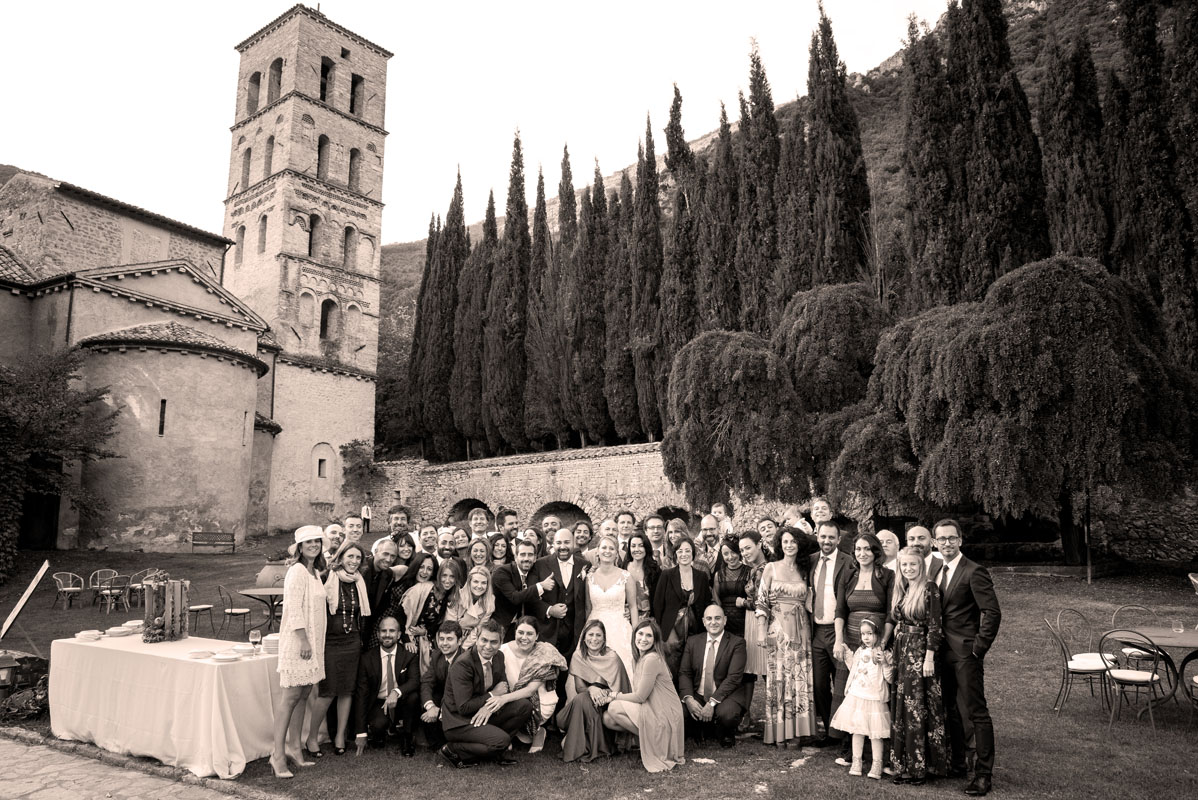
[
  {"xmin": 264, "ymin": 135, "xmax": 274, "ymax": 177},
  {"xmin": 343, "ymin": 226, "xmax": 357, "ymax": 269},
  {"xmin": 246, "ymin": 72, "xmax": 261, "ymax": 115},
  {"xmin": 258, "ymin": 214, "xmax": 268, "ymax": 254},
  {"xmin": 317, "ymin": 135, "xmax": 330, "ymax": 181},
  {"xmin": 267, "ymin": 58, "xmax": 283, "ymax": 103},
  {"xmin": 320, "ymin": 57, "xmax": 335, "ymax": 103},
  {"xmin": 348, "ymin": 148, "xmax": 361, "ymax": 192},
  {"xmin": 235, "ymin": 225, "xmax": 246, "ymax": 267},
  {"xmin": 308, "ymin": 214, "xmax": 321, "ymax": 259},
  {"xmin": 319, "ymin": 299, "xmax": 340, "ymax": 340},
  {"xmin": 350, "ymin": 74, "xmax": 364, "ymax": 116},
  {"xmin": 241, "ymin": 148, "xmax": 252, "ymax": 191}
]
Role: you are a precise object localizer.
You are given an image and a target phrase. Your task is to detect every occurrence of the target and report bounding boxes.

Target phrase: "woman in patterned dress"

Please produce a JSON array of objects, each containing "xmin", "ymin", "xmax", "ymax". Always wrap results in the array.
[
  {"xmin": 621, "ymin": 530, "xmax": 661, "ymax": 624},
  {"xmin": 271, "ymin": 526, "xmax": 329, "ymax": 779},
  {"xmin": 754, "ymin": 526, "xmax": 819, "ymax": 747},
  {"xmin": 888, "ymin": 547, "xmax": 949, "ymax": 784}
]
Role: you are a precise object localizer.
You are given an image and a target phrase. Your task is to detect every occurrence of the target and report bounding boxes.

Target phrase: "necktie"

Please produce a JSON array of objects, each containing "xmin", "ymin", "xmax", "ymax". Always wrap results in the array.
[
  {"xmin": 939, "ymin": 565, "xmax": 949, "ymax": 594},
  {"xmin": 482, "ymin": 659, "xmax": 493, "ymax": 689},
  {"xmin": 814, "ymin": 556, "xmax": 829, "ymax": 620},
  {"xmin": 382, "ymin": 650, "xmax": 395, "ymax": 697},
  {"xmin": 701, "ymin": 638, "xmax": 717, "ymax": 698}
]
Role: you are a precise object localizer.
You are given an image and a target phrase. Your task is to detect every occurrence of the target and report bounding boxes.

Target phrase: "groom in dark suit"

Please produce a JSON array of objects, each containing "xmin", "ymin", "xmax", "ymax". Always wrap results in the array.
[
  {"xmin": 679, "ymin": 605, "xmax": 749, "ymax": 747},
  {"xmin": 532, "ymin": 529, "xmax": 589, "ymax": 658},
  {"xmin": 932, "ymin": 519, "xmax": 1001, "ymax": 797}
]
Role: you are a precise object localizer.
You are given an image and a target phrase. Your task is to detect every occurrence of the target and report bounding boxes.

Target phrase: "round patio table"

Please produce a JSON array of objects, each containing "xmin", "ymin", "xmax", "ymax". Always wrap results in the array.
[
  {"xmin": 1103, "ymin": 625, "xmax": 1198, "ymax": 712},
  {"xmin": 238, "ymin": 587, "xmax": 284, "ymax": 632}
]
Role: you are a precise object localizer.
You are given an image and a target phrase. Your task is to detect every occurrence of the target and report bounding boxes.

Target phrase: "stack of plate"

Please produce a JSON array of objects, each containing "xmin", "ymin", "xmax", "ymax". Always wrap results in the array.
[
  {"xmin": 232, "ymin": 644, "xmax": 256, "ymax": 655},
  {"xmin": 76, "ymin": 630, "xmax": 102, "ymax": 641},
  {"xmin": 106, "ymin": 626, "xmax": 133, "ymax": 637},
  {"xmin": 123, "ymin": 619, "xmax": 144, "ymax": 631},
  {"xmin": 212, "ymin": 651, "xmax": 241, "ymax": 662},
  {"xmin": 188, "ymin": 649, "xmax": 214, "ymax": 659},
  {"xmin": 262, "ymin": 634, "xmax": 279, "ymax": 655}
]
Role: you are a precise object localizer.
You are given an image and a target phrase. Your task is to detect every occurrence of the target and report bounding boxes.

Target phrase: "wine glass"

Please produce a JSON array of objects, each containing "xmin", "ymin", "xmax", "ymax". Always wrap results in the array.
[{"xmin": 249, "ymin": 628, "xmax": 262, "ymax": 655}]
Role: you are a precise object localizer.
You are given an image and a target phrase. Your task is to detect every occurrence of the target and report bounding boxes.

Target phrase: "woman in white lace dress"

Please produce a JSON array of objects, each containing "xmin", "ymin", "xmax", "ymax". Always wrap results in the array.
[
  {"xmin": 270, "ymin": 526, "xmax": 328, "ymax": 779},
  {"xmin": 585, "ymin": 535, "xmax": 639, "ymax": 675}
]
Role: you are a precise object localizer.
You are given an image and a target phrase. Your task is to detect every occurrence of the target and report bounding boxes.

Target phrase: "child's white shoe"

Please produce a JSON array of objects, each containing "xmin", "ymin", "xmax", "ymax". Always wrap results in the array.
[
  {"xmin": 867, "ymin": 764, "xmax": 883, "ymax": 780},
  {"xmin": 849, "ymin": 759, "xmax": 863, "ymax": 777}
]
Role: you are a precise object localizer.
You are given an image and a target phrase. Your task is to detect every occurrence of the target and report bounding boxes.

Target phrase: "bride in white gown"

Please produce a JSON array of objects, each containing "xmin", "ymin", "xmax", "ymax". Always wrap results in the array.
[{"xmin": 586, "ymin": 535, "xmax": 640, "ymax": 675}]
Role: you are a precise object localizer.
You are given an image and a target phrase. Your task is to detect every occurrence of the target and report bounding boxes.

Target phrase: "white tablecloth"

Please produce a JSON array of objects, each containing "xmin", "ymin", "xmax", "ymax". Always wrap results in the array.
[{"xmin": 50, "ymin": 635, "xmax": 282, "ymax": 779}]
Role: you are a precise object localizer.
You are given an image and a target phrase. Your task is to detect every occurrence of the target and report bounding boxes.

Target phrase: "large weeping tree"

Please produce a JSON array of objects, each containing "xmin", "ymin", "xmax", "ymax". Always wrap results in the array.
[{"xmin": 833, "ymin": 255, "xmax": 1198, "ymax": 565}]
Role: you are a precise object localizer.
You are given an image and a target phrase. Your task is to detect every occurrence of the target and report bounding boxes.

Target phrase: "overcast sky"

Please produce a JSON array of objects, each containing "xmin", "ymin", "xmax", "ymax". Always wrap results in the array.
[{"xmin": 5, "ymin": 0, "xmax": 950, "ymax": 244}]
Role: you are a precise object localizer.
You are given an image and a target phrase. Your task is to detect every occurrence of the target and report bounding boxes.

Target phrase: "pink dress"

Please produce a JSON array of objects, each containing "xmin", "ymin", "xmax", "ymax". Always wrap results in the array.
[{"xmin": 607, "ymin": 653, "xmax": 685, "ymax": 772}]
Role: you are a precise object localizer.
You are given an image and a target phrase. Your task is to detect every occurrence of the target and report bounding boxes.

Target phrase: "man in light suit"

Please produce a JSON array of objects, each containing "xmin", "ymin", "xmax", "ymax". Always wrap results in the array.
[
  {"xmin": 809, "ymin": 520, "xmax": 850, "ymax": 745},
  {"xmin": 440, "ymin": 619, "xmax": 533, "ymax": 768},
  {"xmin": 353, "ymin": 616, "xmax": 420, "ymax": 755},
  {"xmin": 678, "ymin": 605, "xmax": 749, "ymax": 747},
  {"xmin": 933, "ymin": 519, "xmax": 1001, "ymax": 797}
]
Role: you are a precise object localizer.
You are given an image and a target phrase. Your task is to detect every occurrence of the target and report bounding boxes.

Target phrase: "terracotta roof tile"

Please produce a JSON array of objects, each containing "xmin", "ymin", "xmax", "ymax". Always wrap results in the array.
[
  {"xmin": 0, "ymin": 244, "xmax": 34, "ymax": 283},
  {"xmin": 77, "ymin": 322, "xmax": 266, "ymax": 374}
]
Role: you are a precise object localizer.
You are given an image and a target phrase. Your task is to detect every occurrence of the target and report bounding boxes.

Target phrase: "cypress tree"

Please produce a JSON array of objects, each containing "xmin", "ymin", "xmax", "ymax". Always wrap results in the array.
[
  {"xmin": 603, "ymin": 172, "xmax": 643, "ymax": 442},
  {"xmin": 416, "ymin": 174, "xmax": 467, "ymax": 460},
  {"xmin": 555, "ymin": 147, "xmax": 582, "ymax": 435},
  {"xmin": 807, "ymin": 6, "xmax": 872, "ymax": 287},
  {"xmin": 735, "ymin": 47, "xmax": 782, "ymax": 334},
  {"xmin": 664, "ymin": 84, "xmax": 695, "ymax": 176},
  {"xmin": 483, "ymin": 133, "xmax": 532, "ymax": 451},
  {"xmin": 902, "ymin": 20, "xmax": 962, "ymax": 308},
  {"xmin": 631, "ymin": 120, "xmax": 664, "ymax": 440},
  {"xmin": 523, "ymin": 169, "xmax": 570, "ymax": 448},
  {"xmin": 451, "ymin": 191, "xmax": 497, "ymax": 458},
  {"xmin": 567, "ymin": 165, "xmax": 615, "ymax": 444},
  {"xmin": 947, "ymin": 0, "xmax": 1049, "ymax": 299},
  {"xmin": 656, "ymin": 178, "xmax": 700, "ymax": 429},
  {"xmin": 774, "ymin": 112, "xmax": 816, "ymax": 322},
  {"xmin": 697, "ymin": 104, "xmax": 740, "ymax": 331},
  {"xmin": 1039, "ymin": 36, "xmax": 1109, "ymax": 262},
  {"xmin": 407, "ymin": 214, "xmax": 438, "ymax": 456},
  {"xmin": 1109, "ymin": 0, "xmax": 1198, "ymax": 368}
]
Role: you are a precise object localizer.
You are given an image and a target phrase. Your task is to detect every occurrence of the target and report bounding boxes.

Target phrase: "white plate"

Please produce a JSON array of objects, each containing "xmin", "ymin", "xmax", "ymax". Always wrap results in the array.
[
  {"xmin": 78, "ymin": 629, "xmax": 101, "ymax": 637},
  {"xmin": 211, "ymin": 652, "xmax": 240, "ymax": 662},
  {"xmin": 123, "ymin": 620, "xmax": 144, "ymax": 628},
  {"xmin": 188, "ymin": 650, "xmax": 214, "ymax": 659},
  {"xmin": 106, "ymin": 627, "xmax": 132, "ymax": 636},
  {"xmin": 75, "ymin": 632, "xmax": 101, "ymax": 640},
  {"xmin": 232, "ymin": 644, "xmax": 255, "ymax": 654}
]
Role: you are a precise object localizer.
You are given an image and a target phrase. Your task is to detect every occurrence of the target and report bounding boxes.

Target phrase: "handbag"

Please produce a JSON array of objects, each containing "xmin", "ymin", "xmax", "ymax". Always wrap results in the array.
[{"xmin": 664, "ymin": 589, "xmax": 696, "ymax": 674}]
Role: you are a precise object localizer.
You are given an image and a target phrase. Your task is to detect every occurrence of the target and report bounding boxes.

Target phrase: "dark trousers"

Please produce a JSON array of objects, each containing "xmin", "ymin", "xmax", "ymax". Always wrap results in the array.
[
  {"xmin": 811, "ymin": 623, "xmax": 840, "ymax": 737},
  {"xmin": 684, "ymin": 692, "xmax": 747, "ymax": 742},
  {"xmin": 941, "ymin": 649, "xmax": 995, "ymax": 777},
  {"xmin": 363, "ymin": 518, "xmax": 371, "ymax": 534},
  {"xmin": 363, "ymin": 693, "xmax": 420, "ymax": 745},
  {"xmin": 421, "ymin": 717, "xmax": 446, "ymax": 748},
  {"xmin": 443, "ymin": 699, "xmax": 534, "ymax": 762}
]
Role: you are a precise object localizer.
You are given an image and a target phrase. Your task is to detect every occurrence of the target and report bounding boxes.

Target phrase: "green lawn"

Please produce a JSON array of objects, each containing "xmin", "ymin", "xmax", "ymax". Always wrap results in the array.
[{"xmin": 3, "ymin": 545, "xmax": 1197, "ymax": 799}]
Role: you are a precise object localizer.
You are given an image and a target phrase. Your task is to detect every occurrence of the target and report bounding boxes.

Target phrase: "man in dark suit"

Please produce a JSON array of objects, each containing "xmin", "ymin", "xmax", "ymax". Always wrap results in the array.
[
  {"xmin": 809, "ymin": 520, "xmax": 850, "ymax": 745},
  {"xmin": 419, "ymin": 620, "xmax": 464, "ymax": 748},
  {"xmin": 492, "ymin": 540, "xmax": 553, "ymax": 640},
  {"xmin": 359, "ymin": 540, "xmax": 397, "ymax": 647},
  {"xmin": 933, "ymin": 519, "xmax": 1001, "ymax": 797},
  {"xmin": 353, "ymin": 616, "xmax": 420, "ymax": 755},
  {"xmin": 679, "ymin": 605, "xmax": 749, "ymax": 747},
  {"xmin": 532, "ymin": 529, "xmax": 589, "ymax": 659},
  {"xmin": 439, "ymin": 619, "xmax": 533, "ymax": 768}
]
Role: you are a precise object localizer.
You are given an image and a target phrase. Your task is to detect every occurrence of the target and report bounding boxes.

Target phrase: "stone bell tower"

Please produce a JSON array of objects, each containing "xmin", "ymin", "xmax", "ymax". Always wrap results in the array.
[{"xmin": 223, "ymin": 5, "xmax": 390, "ymax": 531}]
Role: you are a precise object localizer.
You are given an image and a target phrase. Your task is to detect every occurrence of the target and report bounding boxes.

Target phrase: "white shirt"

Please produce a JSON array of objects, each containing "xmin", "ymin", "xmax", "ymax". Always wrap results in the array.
[
  {"xmin": 685, "ymin": 632, "xmax": 725, "ymax": 705},
  {"xmin": 924, "ymin": 551, "xmax": 944, "ymax": 573},
  {"xmin": 939, "ymin": 552, "xmax": 962, "ymax": 593},
  {"xmin": 558, "ymin": 556, "xmax": 573, "ymax": 587},
  {"xmin": 361, "ymin": 505, "xmax": 372, "ymax": 520},
  {"xmin": 813, "ymin": 550, "xmax": 838, "ymax": 625}
]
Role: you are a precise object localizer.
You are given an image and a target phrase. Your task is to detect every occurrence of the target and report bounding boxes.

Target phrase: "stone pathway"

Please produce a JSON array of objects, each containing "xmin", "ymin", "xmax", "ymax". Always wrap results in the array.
[{"xmin": 0, "ymin": 737, "xmax": 233, "ymax": 800}]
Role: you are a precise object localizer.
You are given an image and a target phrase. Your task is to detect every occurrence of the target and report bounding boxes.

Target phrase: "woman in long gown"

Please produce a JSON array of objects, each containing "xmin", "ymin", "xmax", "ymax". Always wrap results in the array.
[
  {"xmin": 271, "ymin": 526, "xmax": 328, "ymax": 778},
  {"xmin": 497, "ymin": 617, "xmax": 568, "ymax": 752},
  {"xmin": 754, "ymin": 526, "xmax": 819, "ymax": 747},
  {"xmin": 889, "ymin": 547, "xmax": 948, "ymax": 785},
  {"xmin": 586, "ymin": 534, "xmax": 639, "ymax": 675},
  {"xmin": 557, "ymin": 619, "xmax": 631, "ymax": 763},
  {"xmin": 603, "ymin": 620, "xmax": 686, "ymax": 773},
  {"xmin": 621, "ymin": 531, "xmax": 660, "ymax": 624}
]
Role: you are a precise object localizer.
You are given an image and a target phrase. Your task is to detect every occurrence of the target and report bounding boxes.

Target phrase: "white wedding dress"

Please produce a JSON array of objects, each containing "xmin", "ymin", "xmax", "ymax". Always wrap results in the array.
[{"xmin": 587, "ymin": 569, "xmax": 635, "ymax": 676}]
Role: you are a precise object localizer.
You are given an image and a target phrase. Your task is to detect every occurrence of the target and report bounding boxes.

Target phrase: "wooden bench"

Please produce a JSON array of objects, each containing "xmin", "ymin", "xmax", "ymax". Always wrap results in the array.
[{"xmin": 191, "ymin": 530, "xmax": 236, "ymax": 553}]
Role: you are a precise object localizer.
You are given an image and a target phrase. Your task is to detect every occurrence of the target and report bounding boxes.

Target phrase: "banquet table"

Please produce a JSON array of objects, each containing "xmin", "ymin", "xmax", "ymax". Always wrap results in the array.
[
  {"xmin": 1103, "ymin": 626, "xmax": 1198, "ymax": 708},
  {"xmin": 50, "ymin": 634, "xmax": 283, "ymax": 779}
]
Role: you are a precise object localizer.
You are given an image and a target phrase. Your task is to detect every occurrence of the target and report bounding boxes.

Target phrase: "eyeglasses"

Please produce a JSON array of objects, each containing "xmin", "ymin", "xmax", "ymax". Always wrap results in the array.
[{"xmin": 934, "ymin": 536, "xmax": 960, "ymax": 544}]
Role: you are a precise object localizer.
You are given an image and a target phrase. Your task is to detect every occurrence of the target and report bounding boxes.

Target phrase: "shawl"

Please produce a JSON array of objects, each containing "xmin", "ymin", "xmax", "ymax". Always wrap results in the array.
[
  {"xmin": 567, "ymin": 647, "xmax": 631, "ymax": 699},
  {"xmin": 511, "ymin": 641, "xmax": 568, "ymax": 691},
  {"xmin": 324, "ymin": 569, "xmax": 371, "ymax": 617},
  {"xmin": 399, "ymin": 582, "xmax": 434, "ymax": 634}
]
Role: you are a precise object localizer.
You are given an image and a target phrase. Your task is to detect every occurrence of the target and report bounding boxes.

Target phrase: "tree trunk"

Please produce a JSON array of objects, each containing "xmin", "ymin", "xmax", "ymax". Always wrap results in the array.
[{"xmin": 1058, "ymin": 483, "xmax": 1083, "ymax": 566}]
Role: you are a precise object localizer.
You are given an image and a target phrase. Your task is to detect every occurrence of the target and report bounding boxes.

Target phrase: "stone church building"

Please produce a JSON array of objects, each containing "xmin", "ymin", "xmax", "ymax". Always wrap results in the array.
[{"xmin": 0, "ymin": 5, "xmax": 386, "ymax": 550}]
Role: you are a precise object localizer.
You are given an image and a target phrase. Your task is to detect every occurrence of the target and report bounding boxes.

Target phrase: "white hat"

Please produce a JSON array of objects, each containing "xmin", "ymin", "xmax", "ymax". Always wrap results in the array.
[{"xmin": 294, "ymin": 525, "xmax": 325, "ymax": 544}]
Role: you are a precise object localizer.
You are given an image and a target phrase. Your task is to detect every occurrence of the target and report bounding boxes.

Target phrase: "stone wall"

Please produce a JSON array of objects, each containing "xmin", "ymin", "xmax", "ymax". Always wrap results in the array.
[{"xmin": 1089, "ymin": 485, "xmax": 1198, "ymax": 564}]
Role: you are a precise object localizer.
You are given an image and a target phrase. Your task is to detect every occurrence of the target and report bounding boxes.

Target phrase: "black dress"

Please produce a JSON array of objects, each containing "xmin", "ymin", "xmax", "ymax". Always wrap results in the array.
[
  {"xmin": 714, "ymin": 563, "xmax": 750, "ymax": 636},
  {"xmin": 319, "ymin": 580, "xmax": 362, "ymax": 697}
]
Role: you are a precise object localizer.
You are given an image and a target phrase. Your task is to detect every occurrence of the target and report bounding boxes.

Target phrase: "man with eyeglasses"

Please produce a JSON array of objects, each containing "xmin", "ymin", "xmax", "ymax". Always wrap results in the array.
[{"xmin": 932, "ymin": 519, "xmax": 1001, "ymax": 797}]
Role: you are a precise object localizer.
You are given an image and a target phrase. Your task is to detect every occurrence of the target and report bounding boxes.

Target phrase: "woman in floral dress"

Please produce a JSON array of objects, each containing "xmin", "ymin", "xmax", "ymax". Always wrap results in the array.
[
  {"xmin": 754, "ymin": 527, "xmax": 819, "ymax": 747},
  {"xmin": 888, "ymin": 547, "xmax": 948, "ymax": 784}
]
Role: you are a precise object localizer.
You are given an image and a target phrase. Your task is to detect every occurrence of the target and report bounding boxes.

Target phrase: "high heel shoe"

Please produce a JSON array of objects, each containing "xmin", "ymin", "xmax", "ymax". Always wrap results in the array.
[
  {"xmin": 529, "ymin": 730, "xmax": 546, "ymax": 754},
  {"xmin": 304, "ymin": 744, "xmax": 323, "ymax": 759},
  {"xmin": 334, "ymin": 743, "xmax": 347, "ymax": 755},
  {"xmin": 270, "ymin": 755, "xmax": 294, "ymax": 779}
]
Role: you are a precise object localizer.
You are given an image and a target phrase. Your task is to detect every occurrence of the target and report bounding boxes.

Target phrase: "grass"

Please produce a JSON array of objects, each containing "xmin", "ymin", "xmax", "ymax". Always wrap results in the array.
[{"xmin": 4, "ymin": 546, "xmax": 1198, "ymax": 799}]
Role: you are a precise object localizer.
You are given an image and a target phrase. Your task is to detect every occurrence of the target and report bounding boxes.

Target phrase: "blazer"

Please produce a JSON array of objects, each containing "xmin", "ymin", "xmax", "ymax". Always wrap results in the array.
[
  {"xmin": 808, "ymin": 550, "xmax": 851, "ymax": 622},
  {"xmin": 652, "ymin": 566, "xmax": 711, "ymax": 632},
  {"xmin": 530, "ymin": 553, "xmax": 589, "ymax": 655},
  {"xmin": 491, "ymin": 563, "xmax": 541, "ymax": 636},
  {"xmin": 678, "ymin": 631, "xmax": 749, "ymax": 707},
  {"xmin": 420, "ymin": 648, "xmax": 458, "ymax": 709},
  {"xmin": 833, "ymin": 563, "xmax": 894, "ymax": 623},
  {"xmin": 353, "ymin": 644, "xmax": 419, "ymax": 736},
  {"xmin": 938, "ymin": 555, "xmax": 1001, "ymax": 658},
  {"xmin": 440, "ymin": 647, "xmax": 507, "ymax": 731}
]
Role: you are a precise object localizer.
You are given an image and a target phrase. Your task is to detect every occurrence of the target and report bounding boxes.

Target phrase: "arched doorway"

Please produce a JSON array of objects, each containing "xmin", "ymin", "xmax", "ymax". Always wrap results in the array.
[
  {"xmin": 656, "ymin": 505, "xmax": 693, "ymax": 527},
  {"xmin": 531, "ymin": 501, "xmax": 591, "ymax": 533},
  {"xmin": 448, "ymin": 498, "xmax": 493, "ymax": 527}
]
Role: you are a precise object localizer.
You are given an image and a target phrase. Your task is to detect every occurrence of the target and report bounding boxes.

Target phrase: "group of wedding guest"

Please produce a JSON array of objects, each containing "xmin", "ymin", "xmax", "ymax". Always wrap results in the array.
[{"xmin": 269, "ymin": 503, "xmax": 1000, "ymax": 796}]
